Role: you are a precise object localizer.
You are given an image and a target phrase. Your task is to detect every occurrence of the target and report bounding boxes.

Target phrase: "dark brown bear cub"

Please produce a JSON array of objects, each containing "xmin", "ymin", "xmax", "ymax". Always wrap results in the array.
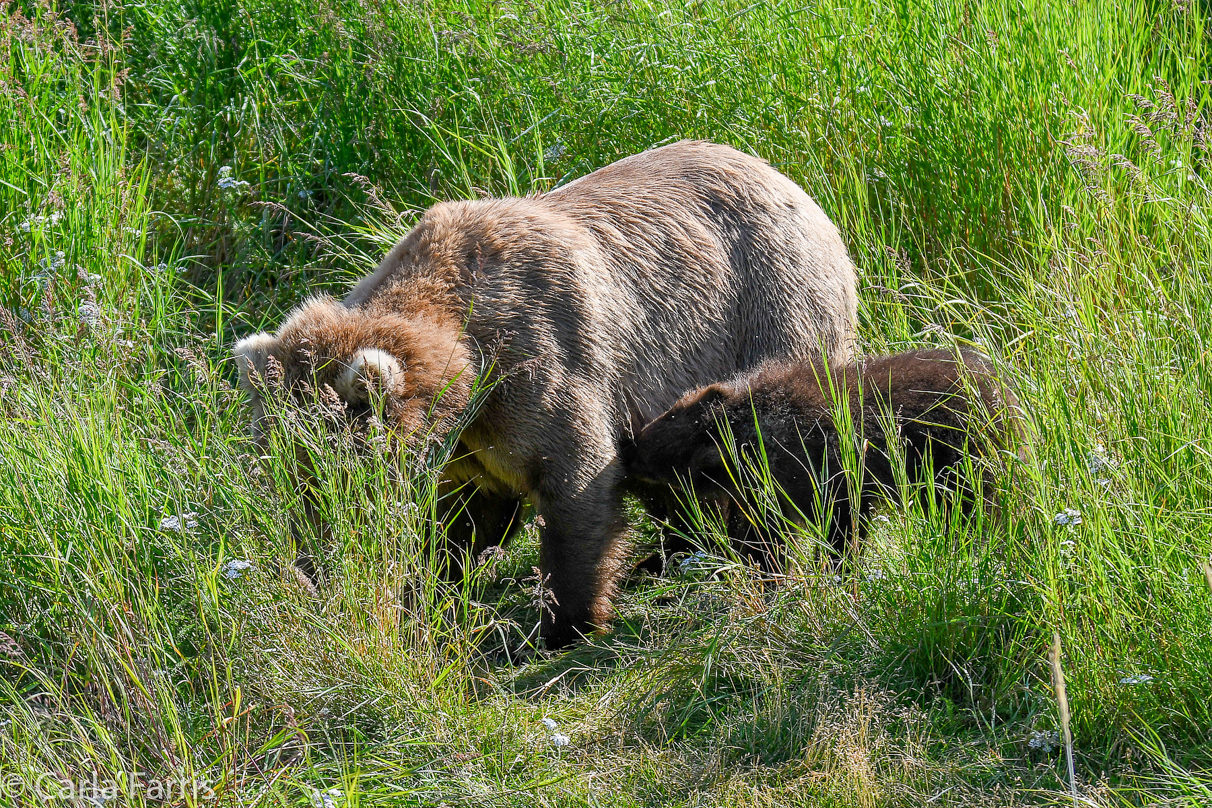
[{"xmin": 622, "ymin": 349, "xmax": 1020, "ymax": 570}]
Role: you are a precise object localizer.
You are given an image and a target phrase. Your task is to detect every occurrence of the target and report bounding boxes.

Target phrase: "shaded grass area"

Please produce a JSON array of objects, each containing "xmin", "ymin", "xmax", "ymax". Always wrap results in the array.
[{"xmin": 2, "ymin": 0, "xmax": 1212, "ymax": 805}]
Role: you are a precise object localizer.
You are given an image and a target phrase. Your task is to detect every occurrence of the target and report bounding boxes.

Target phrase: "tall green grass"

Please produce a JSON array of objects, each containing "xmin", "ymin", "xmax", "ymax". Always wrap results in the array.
[{"xmin": 2, "ymin": 0, "xmax": 1211, "ymax": 805}]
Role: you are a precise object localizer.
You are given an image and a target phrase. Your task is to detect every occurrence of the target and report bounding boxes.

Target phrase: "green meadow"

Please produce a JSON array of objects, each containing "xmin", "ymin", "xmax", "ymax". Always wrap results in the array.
[{"xmin": 2, "ymin": 0, "xmax": 1211, "ymax": 804}]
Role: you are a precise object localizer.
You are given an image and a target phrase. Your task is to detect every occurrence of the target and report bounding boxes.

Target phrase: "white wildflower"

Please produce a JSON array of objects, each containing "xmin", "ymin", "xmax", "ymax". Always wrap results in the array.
[
  {"xmin": 540, "ymin": 717, "xmax": 570, "ymax": 747},
  {"xmin": 223, "ymin": 559, "xmax": 252, "ymax": 580},
  {"xmin": 18, "ymin": 212, "xmax": 62, "ymax": 232},
  {"xmin": 217, "ymin": 165, "xmax": 249, "ymax": 192},
  {"xmin": 677, "ymin": 550, "xmax": 709, "ymax": 574},
  {"xmin": 78, "ymin": 301, "xmax": 101, "ymax": 328},
  {"xmin": 865, "ymin": 568, "xmax": 887, "ymax": 582},
  {"xmin": 33, "ymin": 251, "xmax": 66, "ymax": 285},
  {"xmin": 1054, "ymin": 508, "xmax": 1082, "ymax": 527},
  {"xmin": 1028, "ymin": 729, "xmax": 1061, "ymax": 753},
  {"xmin": 160, "ymin": 512, "xmax": 199, "ymax": 533},
  {"xmin": 1118, "ymin": 673, "xmax": 1154, "ymax": 685},
  {"xmin": 543, "ymin": 142, "xmax": 566, "ymax": 162},
  {"xmin": 310, "ymin": 788, "xmax": 343, "ymax": 808},
  {"xmin": 1087, "ymin": 444, "xmax": 1115, "ymax": 485},
  {"xmin": 880, "ymin": 115, "xmax": 893, "ymax": 128}
]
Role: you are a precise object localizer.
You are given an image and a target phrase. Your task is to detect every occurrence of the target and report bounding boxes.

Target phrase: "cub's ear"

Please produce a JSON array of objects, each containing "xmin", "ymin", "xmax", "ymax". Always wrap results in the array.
[
  {"xmin": 233, "ymin": 332, "xmax": 280, "ymax": 392},
  {"xmin": 335, "ymin": 348, "xmax": 404, "ymax": 402},
  {"xmin": 685, "ymin": 383, "xmax": 730, "ymax": 414}
]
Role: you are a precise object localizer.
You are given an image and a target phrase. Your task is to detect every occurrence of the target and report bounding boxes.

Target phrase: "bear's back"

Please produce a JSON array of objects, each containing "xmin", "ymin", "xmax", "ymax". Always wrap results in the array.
[{"xmin": 346, "ymin": 141, "xmax": 859, "ymax": 431}]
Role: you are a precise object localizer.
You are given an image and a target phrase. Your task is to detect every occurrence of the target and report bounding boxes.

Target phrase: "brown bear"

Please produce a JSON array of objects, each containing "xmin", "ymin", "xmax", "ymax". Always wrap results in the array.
[
  {"xmin": 621, "ymin": 349, "xmax": 1021, "ymax": 571},
  {"xmin": 233, "ymin": 140, "xmax": 859, "ymax": 647}
]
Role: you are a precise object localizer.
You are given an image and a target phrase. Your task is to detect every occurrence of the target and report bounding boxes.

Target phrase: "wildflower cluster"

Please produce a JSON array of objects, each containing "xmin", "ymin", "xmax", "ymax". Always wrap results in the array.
[
  {"xmin": 1087, "ymin": 444, "xmax": 1115, "ymax": 486},
  {"xmin": 159, "ymin": 512, "xmax": 199, "ymax": 533},
  {"xmin": 1053, "ymin": 508, "xmax": 1082, "ymax": 527},
  {"xmin": 1028, "ymin": 729, "xmax": 1061, "ymax": 754},
  {"xmin": 1118, "ymin": 673, "xmax": 1154, "ymax": 686},
  {"xmin": 677, "ymin": 550, "xmax": 710, "ymax": 575},
  {"xmin": 541, "ymin": 717, "xmax": 570, "ymax": 748},
  {"xmin": 223, "ymin": 559, "xmax": 252, "ymax": 580},
  {"xmin": 17, "ymin": 211, "xmax": 62, "ymax": 232},
  {"xmin": 309, "ymin": 788, "xmax": 344, "ymax": 808},
  {"xmin": 216, "ymin": 165, "xmax": 249, "ymax": 192}
]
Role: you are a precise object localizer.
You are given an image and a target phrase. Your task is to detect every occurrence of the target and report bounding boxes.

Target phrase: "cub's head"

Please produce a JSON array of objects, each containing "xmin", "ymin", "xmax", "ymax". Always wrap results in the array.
[
  {"xmin": 621, "ymin": 384, "xmax": 737, "ymax": 496},
  {"xmin": 233, "ymin": 296, "xmax": 473, "ymax": 446}
]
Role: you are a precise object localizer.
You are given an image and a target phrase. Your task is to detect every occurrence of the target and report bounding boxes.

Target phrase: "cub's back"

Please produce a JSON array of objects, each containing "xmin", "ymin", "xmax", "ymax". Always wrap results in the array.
[{"xmin": 734, "ymin": 349, "xmax": 1014, "ymax": 433}]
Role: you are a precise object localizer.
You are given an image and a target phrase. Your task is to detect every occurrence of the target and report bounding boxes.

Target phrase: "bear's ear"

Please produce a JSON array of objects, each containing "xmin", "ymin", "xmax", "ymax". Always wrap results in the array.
[
  {"xmin": 233, "ymin": 332, "xmax": 280, "ymax": 392},
  {"xmin": 335, "ymin": 348, "xmax": 405, "ymax": 402}
]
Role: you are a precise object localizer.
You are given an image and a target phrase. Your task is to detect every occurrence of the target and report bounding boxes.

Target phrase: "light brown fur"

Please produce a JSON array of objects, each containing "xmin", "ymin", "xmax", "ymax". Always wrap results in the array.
[{"xmin": 235, "ymin": 140, "xmax": 859, "ymax": 646}]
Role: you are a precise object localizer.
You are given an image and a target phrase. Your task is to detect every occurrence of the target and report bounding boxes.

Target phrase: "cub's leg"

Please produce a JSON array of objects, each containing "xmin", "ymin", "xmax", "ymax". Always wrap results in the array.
[{"xmin": 627, "ymin": 482, "xmax": 696, "ymax": 574}]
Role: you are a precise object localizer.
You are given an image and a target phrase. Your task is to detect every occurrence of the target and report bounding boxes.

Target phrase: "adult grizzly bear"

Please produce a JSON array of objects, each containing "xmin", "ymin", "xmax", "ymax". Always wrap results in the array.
[
  {"xmin": 621, "ymin": 349, "xmax": 1021, "ymax": 571},
  {"xmin": 234, "ymin": 140, "xmax": 858, "ymax": 647}
]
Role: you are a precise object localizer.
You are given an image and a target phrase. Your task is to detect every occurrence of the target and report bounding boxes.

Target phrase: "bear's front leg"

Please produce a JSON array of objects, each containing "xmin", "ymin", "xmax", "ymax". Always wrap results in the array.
[
  {"xmin": 438, "ymin": 482, "xmax": 526, "ymax": 566},
  {"xmin": 535, "ymin": 481, "xmax": 631, "ymax": 648}
]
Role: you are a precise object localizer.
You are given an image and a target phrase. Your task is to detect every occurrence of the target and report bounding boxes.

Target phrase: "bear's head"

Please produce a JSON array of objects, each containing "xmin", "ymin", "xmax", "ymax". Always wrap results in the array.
[
  {"xmin": 621, "ymin": 383, "xmax": 737, "ymax": 497},
  {"xmin": 233, "ymin": 296, "xmax": 473, "ymax": 447}
]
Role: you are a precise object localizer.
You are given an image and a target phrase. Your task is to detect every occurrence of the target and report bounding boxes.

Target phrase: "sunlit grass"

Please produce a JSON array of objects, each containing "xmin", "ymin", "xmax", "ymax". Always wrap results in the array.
[{"xmin": 2, "ymin": 0, "xmax": 1211, "ymax": 805}]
